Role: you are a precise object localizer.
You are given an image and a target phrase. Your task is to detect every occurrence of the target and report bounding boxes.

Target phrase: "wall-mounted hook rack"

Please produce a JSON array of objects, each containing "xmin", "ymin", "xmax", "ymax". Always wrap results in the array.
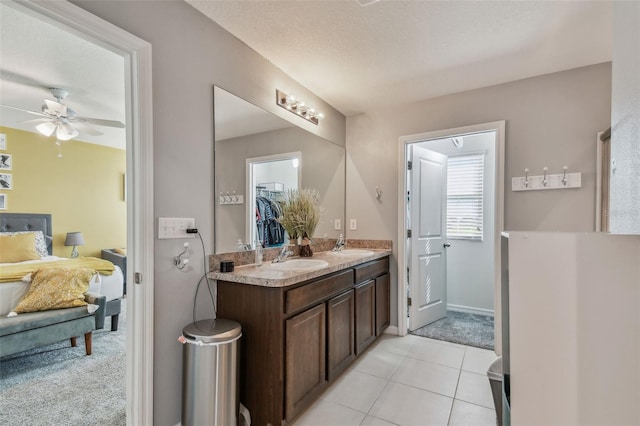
[
  {"xmin": 219, "ymin": 191, "xmax": 244, "ymax": 205},
  {"xmin": 174, "ymin": 242, "xmax": 190, "ymax": 270},
  {"xmin": 512, "ymin": 166, "xmax": 581, "ymax": 191}
]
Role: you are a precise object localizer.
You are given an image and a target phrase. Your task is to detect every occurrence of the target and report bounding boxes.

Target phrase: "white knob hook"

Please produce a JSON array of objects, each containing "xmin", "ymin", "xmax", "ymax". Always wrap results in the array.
[{"xmin": 174, "ymin": 242, "xmax": 190, "ymax": 269}]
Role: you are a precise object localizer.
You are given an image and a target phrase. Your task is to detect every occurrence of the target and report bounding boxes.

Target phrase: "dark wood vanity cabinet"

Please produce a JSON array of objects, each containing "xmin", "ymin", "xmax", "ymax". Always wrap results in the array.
[
  {"xmin": 327, "ymin": 290, "xmax": 355, "ymax": 381},
  {"xmin": 216, "ymin": 255, "xmax": 389, "ymax": 426},
  {"xmin": 355, "ymin": 280, "xmax": 376, "ymax": 354},
  {"xmin": 285, "ymin": 303, "xmax": 326, "ymax": 420}
]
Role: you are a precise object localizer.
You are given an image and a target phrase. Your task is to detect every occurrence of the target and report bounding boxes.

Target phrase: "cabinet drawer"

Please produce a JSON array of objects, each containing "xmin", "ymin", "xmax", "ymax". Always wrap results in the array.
[
  {"xmin": 354, "ymin": 257, "xmax": 389, "ymax": 283},
  {"xmin": 286, "ymin": 270, "xmax": 354, "ymax": 314}
]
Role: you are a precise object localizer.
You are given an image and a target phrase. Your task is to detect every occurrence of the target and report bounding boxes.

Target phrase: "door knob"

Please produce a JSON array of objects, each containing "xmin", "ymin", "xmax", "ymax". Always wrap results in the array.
[{"xmin": 443, "ymin": 243, "xmax": 451, "ymax": 248}]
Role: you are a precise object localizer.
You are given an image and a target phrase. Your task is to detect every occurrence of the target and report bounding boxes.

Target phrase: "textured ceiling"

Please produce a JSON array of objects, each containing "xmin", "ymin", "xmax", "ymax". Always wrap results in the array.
[
  {"xmin": 0, "ymin": 3, "xmax": 126, "ymax": 149},
  {"xmin": 187, "ymin": 0, "xmax": 613, "ymax": 116}
]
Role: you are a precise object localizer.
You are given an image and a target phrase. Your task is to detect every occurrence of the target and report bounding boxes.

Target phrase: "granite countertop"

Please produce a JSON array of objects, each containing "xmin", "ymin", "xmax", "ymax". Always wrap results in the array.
[{"xmin": 208, "ymin": 249, "xmax": 391, "ymax": 287}]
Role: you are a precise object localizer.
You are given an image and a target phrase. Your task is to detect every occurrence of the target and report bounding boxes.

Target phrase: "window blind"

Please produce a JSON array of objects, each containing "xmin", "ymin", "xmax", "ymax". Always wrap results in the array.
[{"xmin": 447, "ymin": 154, "xmax": 484, "ymax": 240}]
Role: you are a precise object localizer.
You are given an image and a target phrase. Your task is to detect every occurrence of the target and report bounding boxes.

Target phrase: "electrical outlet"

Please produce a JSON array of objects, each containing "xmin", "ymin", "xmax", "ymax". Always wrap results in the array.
[
  {"xmin": 158, "ymin": 217, "xmax": 196, "ymax": 239},
  {"xmin": 334, "ymin": 219, "xmax": 341, "ymax": 230},
  {"xmin": 349, "ymin": 219, "xmax": 357, "ymax": 230}
]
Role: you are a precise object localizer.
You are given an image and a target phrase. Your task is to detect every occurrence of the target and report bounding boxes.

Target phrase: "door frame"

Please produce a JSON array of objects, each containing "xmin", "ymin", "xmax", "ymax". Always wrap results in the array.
[
  {"xmin": 397, "ymin": 121, "xmax": 505, "ymax": 353},
  {"xmin": 246, "ymin": 151, "xmax": 301, "ymax": 247},
  {"xmin": 10, "ymin": 1, "xmax": 155, "ymax": 423}
]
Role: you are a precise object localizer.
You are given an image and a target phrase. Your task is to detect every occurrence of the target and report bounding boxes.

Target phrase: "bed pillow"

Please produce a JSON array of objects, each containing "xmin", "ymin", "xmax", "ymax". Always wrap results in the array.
[
  {"xmin": 0, "ymin": 230, "xmax": 48, "ymax": 258},
  {"xmin": 12, "ymin": 267, "xmax": 94, "ymax": 314},
  {"xmin": 113, "ymin": 248, "xmax": 126, "ymax": 256},
  {"xmin": 0, "ymin": 233, "xmax": 41, "ymax": 263}
]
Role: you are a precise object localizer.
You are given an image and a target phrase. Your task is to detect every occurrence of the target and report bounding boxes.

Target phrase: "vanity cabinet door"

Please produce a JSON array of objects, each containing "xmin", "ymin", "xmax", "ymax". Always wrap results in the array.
[
  {"xmin": 285, "ymin": 303, "xmax": 327, "ymax": 421},
  {"xmin": 327, "ymin": 290, "xmax": 355, "ymax": 381},
  {"xmin": 355, "ymin": 280, "xmax": 376, "ymax": 355},
  {"xmin": 375, "ymin": 273, "xmax": 390, "ymax": 335}
]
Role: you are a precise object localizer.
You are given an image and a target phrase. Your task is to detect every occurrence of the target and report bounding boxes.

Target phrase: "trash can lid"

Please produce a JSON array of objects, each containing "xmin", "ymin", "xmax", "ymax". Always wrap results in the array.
[
  {"xmin": 183, "ymin": 318, "xmax": 242, "ymax": 343},
  {"xmin": 487, "ymin": 356, "xmax": 502, "ymax": 381}
]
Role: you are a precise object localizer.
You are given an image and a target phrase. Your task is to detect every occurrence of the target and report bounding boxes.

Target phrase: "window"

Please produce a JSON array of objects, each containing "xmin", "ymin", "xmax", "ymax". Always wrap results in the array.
[{"xmin": 447, "ymin": 154, "xmax": 484, "ymax": 240}]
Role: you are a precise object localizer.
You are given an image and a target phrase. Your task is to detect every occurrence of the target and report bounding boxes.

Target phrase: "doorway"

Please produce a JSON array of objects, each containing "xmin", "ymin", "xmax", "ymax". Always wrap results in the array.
[
  {"xmin": 5, "ymin": 1, "xmax": 155, "ymax": 423},
  {"xmin": 397, "ymin": 121, "xmax": 505, "ymax": 352},
  {"xmin": 247, "ymin": 152, "xmax": 301, "ymax": 248}
]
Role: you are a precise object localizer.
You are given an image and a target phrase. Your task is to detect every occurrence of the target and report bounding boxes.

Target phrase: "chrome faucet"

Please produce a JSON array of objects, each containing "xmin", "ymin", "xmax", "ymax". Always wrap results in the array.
[
  {"xmin": 333, "ymin": 234, "xmax": 345, "ymax": 251},
  {"xmin": 273, "ymin": 245, "xmax": 294, "ymax": 263}
]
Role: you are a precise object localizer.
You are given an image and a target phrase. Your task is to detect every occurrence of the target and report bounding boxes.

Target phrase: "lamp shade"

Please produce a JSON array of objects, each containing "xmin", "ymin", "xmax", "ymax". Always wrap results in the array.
[{"xmin": 64, "ymin": 232, "xmax": 85, "ymax": 247}]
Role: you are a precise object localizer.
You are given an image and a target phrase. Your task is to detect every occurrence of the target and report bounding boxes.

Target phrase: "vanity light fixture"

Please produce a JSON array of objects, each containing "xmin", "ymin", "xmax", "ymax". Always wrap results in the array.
[{"xmin": 276, "ymin": 89, "xmax": 323, "ymax": 125}]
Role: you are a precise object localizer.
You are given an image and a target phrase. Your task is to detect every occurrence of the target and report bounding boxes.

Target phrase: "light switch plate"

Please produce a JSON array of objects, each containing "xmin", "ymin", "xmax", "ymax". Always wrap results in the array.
[
  {"xmin": 334, "ymin": 219, "xmax": 341, "ymax": 230},
  {"xmin": 349, "ymin": 219, "xmax": 357, "ymax": 230},
  {"xmin": 158, "ymin": 217, "xmax": 196, "ymax": 239}
]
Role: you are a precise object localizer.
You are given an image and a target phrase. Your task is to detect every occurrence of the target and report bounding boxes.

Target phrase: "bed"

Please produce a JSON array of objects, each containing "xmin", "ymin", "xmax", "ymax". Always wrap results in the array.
[{"xmin": 0, "ymin": 213, "xmax": 124, "ymax": 330}]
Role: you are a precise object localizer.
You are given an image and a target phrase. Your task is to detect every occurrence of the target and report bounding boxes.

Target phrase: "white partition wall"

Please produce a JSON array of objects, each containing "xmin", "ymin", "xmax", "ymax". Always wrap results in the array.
[{"xmin": 508, "ymin": 232, "xmax": 640, "ymax": 425}]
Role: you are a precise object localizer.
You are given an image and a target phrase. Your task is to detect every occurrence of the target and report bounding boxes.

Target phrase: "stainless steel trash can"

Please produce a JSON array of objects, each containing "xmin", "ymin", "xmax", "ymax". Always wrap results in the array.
[
  {"xmin": 487, "ymin": 356, "xmax": 503, "ymax": 426},
  {"xmin": 181, "ymin": 318, "xmax": 242, "ymax": 426}
]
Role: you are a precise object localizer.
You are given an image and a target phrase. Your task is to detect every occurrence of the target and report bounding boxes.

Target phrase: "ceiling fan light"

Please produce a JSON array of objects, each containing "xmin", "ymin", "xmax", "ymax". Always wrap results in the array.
[
  {"xmin": 56, "ymin": 122, "xmax": 78, "ymax": 141},
  {"xmin": 36, "ymin": 121, "xmax": 56, "ymax": 137}
]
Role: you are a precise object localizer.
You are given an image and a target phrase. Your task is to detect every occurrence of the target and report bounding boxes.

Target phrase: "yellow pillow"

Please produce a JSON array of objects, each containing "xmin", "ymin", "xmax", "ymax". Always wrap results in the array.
[
  {"xmin": 13, "ymin": 267, "xmax": 94, "ymax": 313},
  {"xmin": 0, "ymin": 233, "xmax": 41, "ymax": 263},
  {"xmin": 113, "ymin": 248, "xmax": 126, "ymax": 256}
]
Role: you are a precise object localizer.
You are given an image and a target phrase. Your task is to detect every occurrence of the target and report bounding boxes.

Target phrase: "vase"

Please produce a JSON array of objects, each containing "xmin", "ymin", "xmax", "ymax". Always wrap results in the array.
[{"xmin": 299, "ymin": 237, "xmax": 313, "ymax": 257}]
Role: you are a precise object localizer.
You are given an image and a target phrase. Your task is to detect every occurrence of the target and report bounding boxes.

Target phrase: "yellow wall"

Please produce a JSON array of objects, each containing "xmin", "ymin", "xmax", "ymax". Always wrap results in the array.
[{"xmin": 0, "ymin": 127, "xmax": 126, "ymax": 257}]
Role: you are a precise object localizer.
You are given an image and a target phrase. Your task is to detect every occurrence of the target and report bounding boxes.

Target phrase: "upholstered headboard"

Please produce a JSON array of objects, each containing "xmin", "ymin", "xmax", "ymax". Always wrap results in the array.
[{"xmin": 0, "ymin": 213, "xmax": 53, "ymax": 255}]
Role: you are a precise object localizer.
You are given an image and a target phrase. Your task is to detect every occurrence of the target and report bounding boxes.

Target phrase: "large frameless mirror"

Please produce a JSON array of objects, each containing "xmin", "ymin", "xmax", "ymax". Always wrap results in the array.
[{"xmin": 213, "ymin": 86, "xmax": 345, "ymax": 254}]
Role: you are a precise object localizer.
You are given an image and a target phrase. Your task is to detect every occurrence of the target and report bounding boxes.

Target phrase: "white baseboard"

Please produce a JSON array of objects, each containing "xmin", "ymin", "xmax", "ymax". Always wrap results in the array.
[
  {"xmin": 448, "ymin": 304, "xmax": 494, "ymax": 317},
  {"xmin": 384, "ymin": 325, "xmax": 399, "ymax": 335}
]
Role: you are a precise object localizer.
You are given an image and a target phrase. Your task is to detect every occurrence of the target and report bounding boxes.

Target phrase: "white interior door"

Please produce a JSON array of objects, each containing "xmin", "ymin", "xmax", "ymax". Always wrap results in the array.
[{"xmin": 408, "ymin": 145, "xmax": 448, "ymax": 331}]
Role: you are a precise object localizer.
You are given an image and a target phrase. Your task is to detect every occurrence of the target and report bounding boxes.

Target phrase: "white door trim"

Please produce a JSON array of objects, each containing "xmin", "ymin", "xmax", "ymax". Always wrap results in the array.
[
  {"xmin": 397, "ymin": 121, "xmax": 505, "ymax": 355},
  {"xmin": 9, "ymin": 1, "xmax": 155, "ymax": 423}
]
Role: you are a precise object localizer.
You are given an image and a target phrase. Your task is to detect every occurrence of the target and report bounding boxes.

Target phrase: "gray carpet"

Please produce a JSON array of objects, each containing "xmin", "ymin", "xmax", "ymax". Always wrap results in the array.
[
  {"xmin": 410, "ymin": 310, "xmax": 495, "ymax": 350},
  {"xmin": 0, "ymin": 300, "xmax": 126, "ymax": 426}
]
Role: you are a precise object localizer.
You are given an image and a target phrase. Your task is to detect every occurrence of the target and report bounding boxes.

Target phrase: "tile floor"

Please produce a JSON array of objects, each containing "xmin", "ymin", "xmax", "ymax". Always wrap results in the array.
[{"xmin": 291, "ymin": 334, "xmax": 498, "ymax": 426}]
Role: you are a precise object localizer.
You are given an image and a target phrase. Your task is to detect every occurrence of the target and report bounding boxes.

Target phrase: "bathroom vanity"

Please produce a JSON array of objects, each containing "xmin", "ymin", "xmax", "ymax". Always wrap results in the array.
[{"xmin": 210, "ymin": 250, "xmax": 391, "ymax": 426}]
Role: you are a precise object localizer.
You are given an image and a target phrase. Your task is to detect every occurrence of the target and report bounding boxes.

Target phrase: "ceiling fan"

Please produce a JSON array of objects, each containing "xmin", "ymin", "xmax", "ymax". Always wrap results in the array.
[{"xmin": 1, "ymin": 88, "xmax": 125, "ymax": 141}]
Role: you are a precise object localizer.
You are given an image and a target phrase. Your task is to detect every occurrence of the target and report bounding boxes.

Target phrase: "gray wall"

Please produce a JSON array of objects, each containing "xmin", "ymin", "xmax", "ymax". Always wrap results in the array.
[
  {"xmin": 421, "ymin": 132, "xmax": 496, "ymax": 315},
  {"xmin": 346, "ymin": 63, "xmax": 612, "ymax": 326},
  {"xmin": 72, "ymin": 1, "xmax": 346, "ymax": 424},
  {"xmin": 610, "ymin": 1, "xmax": 640, "ymax": 234}
]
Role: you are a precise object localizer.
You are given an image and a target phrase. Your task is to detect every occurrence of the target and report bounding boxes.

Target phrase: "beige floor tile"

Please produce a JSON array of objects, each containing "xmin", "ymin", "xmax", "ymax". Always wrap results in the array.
[
  {"xmin": 454, "ymin": 371, "xmax": 495, "ymax": 409},
  {"xmin": 461, "ymin": 346, "xmax": 498, "ymax": 375},
  {"xmin": 369, "ymin": 381, "xmax": 452, "ymax": 426},
  {"xmin": 322, "ymin": 369, "xmax": 387, "ymax": 413},
  {"xmin": 448, "ymin": 399, "xmax": 497, "ymax": 426},
  {"xmin": 371, "ymin": 334, "xmax": 418, "ymax": 357},
  {"xmin": 291, "ymin": 399, "xmax": 366, "ymax": 426},
  {"xmin": 391, "ymin": 356, "xmax": 460, "ymax": 397},
  {"xmin": 360, "ymin": 415, "xmax": 400, "ymax": 426},
  {"xmin": 405, "ymin": 338, "xmax": 465, "ymax": 369},
  {"xmin": 353, "ymin": 347, "xmax": 405, "ymax": 379}
]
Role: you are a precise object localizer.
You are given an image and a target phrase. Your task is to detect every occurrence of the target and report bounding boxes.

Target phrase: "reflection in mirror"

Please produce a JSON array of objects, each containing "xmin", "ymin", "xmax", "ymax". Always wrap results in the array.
[
  {"xmin": 248, "ymin": 152, "xmax": 300, "ymax": 249},
  {"xmin": 214, "ymin": 87, "xmax": 345, "ymax": 254}
]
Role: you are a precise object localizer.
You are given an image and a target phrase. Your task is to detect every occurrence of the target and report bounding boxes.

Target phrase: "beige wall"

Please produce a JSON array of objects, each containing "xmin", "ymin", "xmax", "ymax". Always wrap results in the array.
[
  {"xmin": 0, "ymin": 126, "xmax": 126, "ymax": 257},
  {"xmin": 70, "ymin": 1, "xmax": 346, "ymax": 424},
  {"xmin": 346, "ymin": 63, "xmax": 612, "ymax": 326}
]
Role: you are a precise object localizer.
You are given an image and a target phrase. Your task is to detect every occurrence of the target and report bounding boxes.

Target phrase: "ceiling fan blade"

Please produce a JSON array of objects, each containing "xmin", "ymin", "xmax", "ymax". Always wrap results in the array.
[
  {"xmin": 19, "ymin": 118, "xmax": 52, "ymax": 125},
  {"xmin": 1, "ymin": 104, "xmax": 49, "ymax": 117},
  {"xmin": 73, "ymin": 116, "xmax": 125, "ymax": 128},
  {"xmin": 73, "ymin": 121, "xmax": 103, "ymax": 136},
  {"xmin": 44, "ymin": 99, "xmax": 67, "ymax": 115}
]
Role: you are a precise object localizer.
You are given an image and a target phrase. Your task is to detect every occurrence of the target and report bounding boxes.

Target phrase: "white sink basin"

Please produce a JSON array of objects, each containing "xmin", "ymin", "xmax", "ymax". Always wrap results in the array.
[
  {"xmin": 329, "ymin": 249, "xmax": 374, "ymax": 257},
  {"xmin": 268, "ymin": 259, "xmax": 329, "ymax": 271}
]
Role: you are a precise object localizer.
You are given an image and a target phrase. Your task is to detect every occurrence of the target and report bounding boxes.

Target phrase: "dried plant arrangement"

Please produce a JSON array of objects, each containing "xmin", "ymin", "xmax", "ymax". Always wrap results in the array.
[{"xmin": 278, "ymin": 188, "xmax": 320, "ymax": 256}]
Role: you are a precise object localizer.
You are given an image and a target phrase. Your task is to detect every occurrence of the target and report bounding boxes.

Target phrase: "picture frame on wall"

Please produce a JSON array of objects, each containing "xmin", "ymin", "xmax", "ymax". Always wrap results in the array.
[
  {"xmin": 0, "ymin": 194, "xmax": 6, "ymax": 210},
  {"xmin": 0, "ymin": 173, "xmax": 12, "ymax": 190},
  {"xmin": 0, "ymin": 154, "xmax": 12, "ymax": 170},
  {"xmin": 0, "ymin": 134, "xmax": 6, "ymax": 151}
]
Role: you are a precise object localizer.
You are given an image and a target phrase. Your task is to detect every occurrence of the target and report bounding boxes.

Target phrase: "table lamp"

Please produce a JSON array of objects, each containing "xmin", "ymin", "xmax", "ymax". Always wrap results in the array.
[{"xmin": 64, "ymin": 232, "xmax": 85, "ymax": 258}]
